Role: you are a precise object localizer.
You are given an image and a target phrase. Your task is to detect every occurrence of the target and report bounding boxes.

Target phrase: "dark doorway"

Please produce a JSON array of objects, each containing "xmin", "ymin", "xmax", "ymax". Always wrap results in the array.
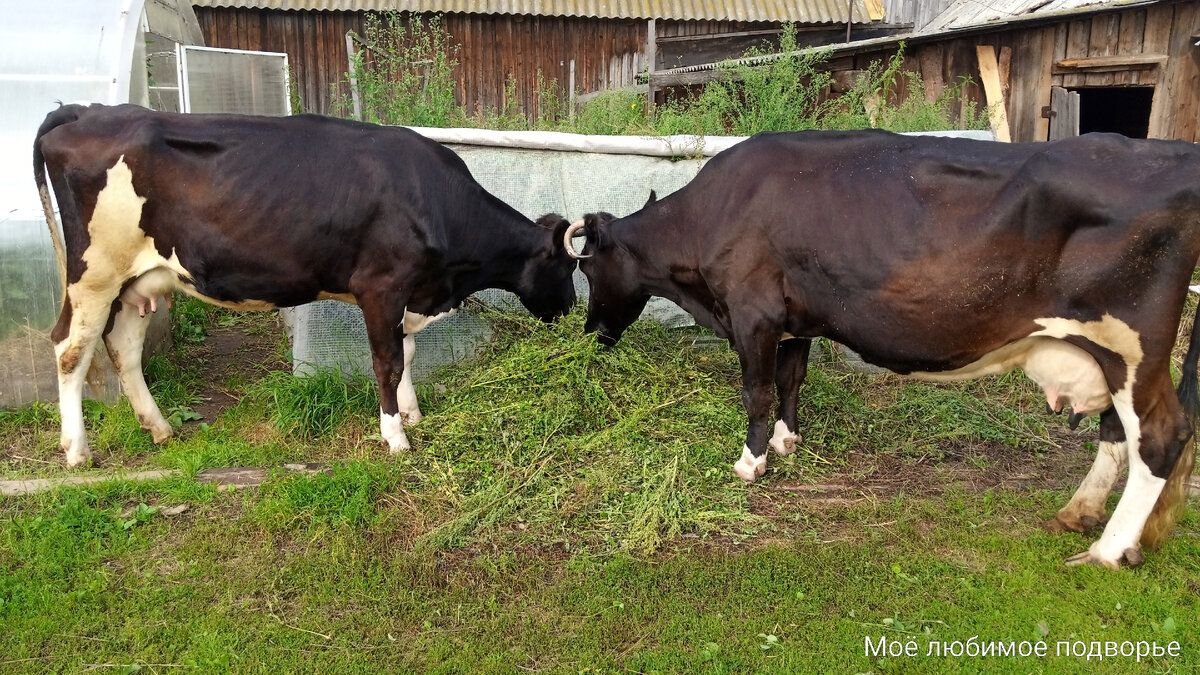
[{"xmin": 1071, "ymin": 86, "xmax": 1154, "ymax": 138}]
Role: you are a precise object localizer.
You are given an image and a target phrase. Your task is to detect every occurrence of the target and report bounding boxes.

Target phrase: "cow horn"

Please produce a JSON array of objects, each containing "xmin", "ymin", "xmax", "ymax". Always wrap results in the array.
[{"xmin": 563, "ymin": 219, "xmax": 592, "ymax": 259}]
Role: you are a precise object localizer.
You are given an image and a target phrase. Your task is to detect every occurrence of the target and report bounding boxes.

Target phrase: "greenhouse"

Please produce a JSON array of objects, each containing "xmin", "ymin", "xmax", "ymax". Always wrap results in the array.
[{"xmin": 0, "ymin": 0, "xmax": 149, "ymax": 408}]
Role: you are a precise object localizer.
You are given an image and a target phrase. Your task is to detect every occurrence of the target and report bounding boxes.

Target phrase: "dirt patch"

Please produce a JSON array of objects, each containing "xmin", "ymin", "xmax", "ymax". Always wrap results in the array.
[
  {"xmin": 760, "ymin": 432, "xmax": 1095, "ymax": 511},
  {"xmin": 191, "ymin": 321, "xmax": 289, "ymax": 423}
]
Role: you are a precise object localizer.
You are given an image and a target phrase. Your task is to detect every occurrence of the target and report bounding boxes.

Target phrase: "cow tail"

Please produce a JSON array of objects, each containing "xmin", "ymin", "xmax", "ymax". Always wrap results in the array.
[
  {"xmin": 32, "ymin": 104, "xmax": 110, "ymax": 396},
  {"xmin": 1140, "ymin": 298, "xmax": 1200, "ymax": 549},
  {"xmin": 33, "ymin": 104, "xmax": 85, "ymax": 304}
]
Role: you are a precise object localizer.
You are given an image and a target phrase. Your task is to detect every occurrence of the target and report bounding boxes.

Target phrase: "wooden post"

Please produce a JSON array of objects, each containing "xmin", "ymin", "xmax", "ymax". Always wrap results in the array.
[
  {"xmin": 646, "ymin": 19, "xmax": 656, "ymax": 115},
  {"xmin": 846, "ymin": 0, "xmax": 853, "ymax": 42},
  {"xmin": 976, "ymin": 45, "xmax": 1012, "ymax": 142},
  {"xmin": 569, "ymin": 59, "xmax": 576, "ymax": 122},
  {"xmin": 345, "ymin": 31, "xmax": 362, "ymax": 121}
]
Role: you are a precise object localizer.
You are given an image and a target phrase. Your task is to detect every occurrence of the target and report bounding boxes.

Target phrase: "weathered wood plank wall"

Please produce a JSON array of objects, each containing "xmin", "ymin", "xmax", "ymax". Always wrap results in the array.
[
  {"xmin": 847, "ymin": 2, "xmax": 1200, "ymax": 142},
  {"xmin": 195, "ymin": 8, "xmax": 649, "ymax": 117}
]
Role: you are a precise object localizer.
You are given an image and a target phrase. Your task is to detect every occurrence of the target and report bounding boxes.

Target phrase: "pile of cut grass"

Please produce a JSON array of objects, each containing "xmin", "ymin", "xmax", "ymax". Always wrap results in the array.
[{"xmin": 2, "ymin": 304, "xmax": 1065, "ymax": 555}]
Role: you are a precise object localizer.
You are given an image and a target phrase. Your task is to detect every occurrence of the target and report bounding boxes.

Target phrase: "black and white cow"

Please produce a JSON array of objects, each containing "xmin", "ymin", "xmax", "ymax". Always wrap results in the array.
[
  {"xmin": 565, "ymin": 129, "xmax": 1200, "ymax": 569},
  {"xmin": 33, "ymin": 103, "xmax": 577, "ymax": 467}
]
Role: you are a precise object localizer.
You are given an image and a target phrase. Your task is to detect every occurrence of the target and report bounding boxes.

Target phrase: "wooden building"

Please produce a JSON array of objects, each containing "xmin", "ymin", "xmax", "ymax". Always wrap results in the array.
[
  {"xmin": 190, "ymin": 0, "xmax": 896, "ymax": 116},
  {"xmin": 655, "ymin": 0, "xmax": 1200, "ymax": 142}
]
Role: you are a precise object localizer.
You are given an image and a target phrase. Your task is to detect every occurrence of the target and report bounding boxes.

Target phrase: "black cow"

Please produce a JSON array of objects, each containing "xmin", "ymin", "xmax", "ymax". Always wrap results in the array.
[
  {"xmin": 33, "ymin": 103, "xmax": 576, "ymax": 467},
  {"xmin": 565, "ymin": 129, "xmax": 1200, "ymax": 569}
]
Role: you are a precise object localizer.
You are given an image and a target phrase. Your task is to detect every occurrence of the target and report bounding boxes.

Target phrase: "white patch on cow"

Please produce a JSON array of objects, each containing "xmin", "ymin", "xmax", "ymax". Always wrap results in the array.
[
  {"xmin": 105, "ymin": 304, "xmax": 172, "ymax": 443},
  {"xmin": 55, "ymin": 336, "xmax": 96, "ymax": 467},
  {"xmin": 380, "ymin": 410, "xmax": 410, "ymax": 453},
  {"xmin": 768, "ymin": 420, "xmax": 800, "ymax": 456},
  {"xmin": 403, "ymin": 309, "xmax": 454, "ymax": 334},
  {"xmin": 397, "ymin": 335, "xmax": 422, "ymax": 425},
  {"xmin": 1069, "ymin": 392, "xmax": 1163, "ymax": 568},
  {"xmin": 1030, "ymin": 314, "xmax": 1143, "ymax": 403},
  {"xmin": 733, "ymin": 445, "xmax": 767, "ymax": 482},
  {"xmin": 1056, "ymin": 439, "xmax": 1126, "ymax": 528}
]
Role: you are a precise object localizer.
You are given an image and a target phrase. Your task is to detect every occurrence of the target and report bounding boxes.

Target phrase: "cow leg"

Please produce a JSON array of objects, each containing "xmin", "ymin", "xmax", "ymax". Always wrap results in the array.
[
  {"xmin": 769, "ymin": 337, "xmax": 810, "ymax": 456},
  {"xmin": 358, "ymin": 294, "xmax": 412, "ymax": 453},
  {"xmin": 732, "ymin": 329, "xmax": 779, "ymax": 482},
  {"xmin": 396, "ymin": 334, "xmax": 422, "ymax": 425},
  {"xmin": 1065, "ymin": 378, "xmax": 1189, "ymax": 569},
  {"xmin": 103, "ymin": 301, "xmax": 172, "ymax": 444},
  {"xmin": 53, "ymin": 294, "xmax": 115, "ymax": 467},
  {"xmin": 1045, "ymin": 408, "xmax": 1125, "ymax": 534}
]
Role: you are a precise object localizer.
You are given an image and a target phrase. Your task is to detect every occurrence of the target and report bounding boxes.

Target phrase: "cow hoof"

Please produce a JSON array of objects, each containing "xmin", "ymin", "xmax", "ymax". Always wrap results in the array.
[
  {"xmin": 149, "ymin": 424, "xmax": 174, "ymax": 445},
  {"xmin": 1043, "ymin": 511, "xmax": 1105, "ymax": 535},
  {"xmin": 768, "ymin": 420, "xmax": 800, "ymax": 457},
  {"xmin": 1065, "ymin": 546, "xmax": 1142, "ymax": 570},
  {"xmin": 64, "ymin": 446, "xmax": 93, "ymax": 468},
  {"xmin": 733, "ymin": 446, "xmax": 767, "ymax": 482}
]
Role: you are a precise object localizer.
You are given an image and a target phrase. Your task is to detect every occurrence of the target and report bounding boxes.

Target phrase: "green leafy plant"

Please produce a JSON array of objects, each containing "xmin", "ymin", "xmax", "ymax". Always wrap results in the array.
[{"xmin": 336, "ymin": 12, "xmax": 462, "ymax": 127}]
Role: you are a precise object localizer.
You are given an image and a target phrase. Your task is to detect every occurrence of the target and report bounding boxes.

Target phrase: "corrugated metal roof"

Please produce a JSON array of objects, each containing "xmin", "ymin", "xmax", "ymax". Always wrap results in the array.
[
  {"xmin": 190, "ymin": 0, "xmax": 883, "ymax": 24},
  {"xmin": 918, "ymin": 0, "xmax": 1147, "ymax": 34}
]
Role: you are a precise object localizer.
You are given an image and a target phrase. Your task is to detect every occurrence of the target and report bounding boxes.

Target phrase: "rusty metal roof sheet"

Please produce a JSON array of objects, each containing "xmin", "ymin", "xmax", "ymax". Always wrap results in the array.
[{"xmin": 190, "ymin": 0, "xmax": 885, "ymax": 24}]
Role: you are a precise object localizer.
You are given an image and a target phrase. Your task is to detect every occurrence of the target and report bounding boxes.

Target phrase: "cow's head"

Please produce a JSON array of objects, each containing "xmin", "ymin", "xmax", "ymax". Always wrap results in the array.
[
  {"xmin": 564, "ymin": 194, "xmax": 656, "ymax": 346},
  {"xmin": 520, "ymin": 213, "xmax": 578, "ymax": 322}
]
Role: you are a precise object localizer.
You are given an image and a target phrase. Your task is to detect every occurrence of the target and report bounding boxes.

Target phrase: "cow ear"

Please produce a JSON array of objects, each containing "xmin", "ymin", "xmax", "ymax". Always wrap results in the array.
[
  {"xmin": 644, "ymin": 190, "xmax": 657, "ymax": 207},
  {"xmin": 550, "ymin": 216, "xmax": 570, "ymax": 252},
  {"xmin": 584, "ymin": 212, "xmax": 613, "ymax": 250}
]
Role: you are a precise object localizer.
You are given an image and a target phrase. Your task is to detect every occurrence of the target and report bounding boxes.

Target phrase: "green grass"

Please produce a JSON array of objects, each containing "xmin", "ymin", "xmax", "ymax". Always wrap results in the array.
[
  {"xmin": 0, "ymin": 483, "xmax": 1194, "ymax": 672},
  {"xmin": 1, "ymin": 305, "xmax": 1197, "ymax": 672}
]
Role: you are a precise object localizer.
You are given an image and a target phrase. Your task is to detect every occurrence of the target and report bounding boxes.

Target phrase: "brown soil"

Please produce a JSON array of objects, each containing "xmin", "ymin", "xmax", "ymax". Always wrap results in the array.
[{"xmin": 191, "ymin": 321, "xmax": 289, "ymax": 423}]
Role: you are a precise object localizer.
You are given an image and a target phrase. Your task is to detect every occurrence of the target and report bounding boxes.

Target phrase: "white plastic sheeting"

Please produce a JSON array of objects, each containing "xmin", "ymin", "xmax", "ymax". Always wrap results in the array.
[
  {"xmin": 285, "ymin": 127, "xmax": 996, "ymax": 380},
  {"xmin": 0, "ymin": 0, "xmax": 148, "ymax": 408}
]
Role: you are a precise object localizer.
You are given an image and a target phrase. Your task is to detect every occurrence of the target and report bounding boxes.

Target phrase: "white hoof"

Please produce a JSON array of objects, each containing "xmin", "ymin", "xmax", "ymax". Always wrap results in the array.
[
  {"xmin": 64, "ymin": 445, "xmax": 92, "ymax": 468},
  {"xmin": 732, "ymin": 445, "xmax": 767, "ymax": 482},
  {"xmin": 380, "ymin": 411, "xmax": 411, "ymax": 453},
  {"xmin": 768, "ymin": 420, "xmax": 800, "ymax": 456},
  {"xmin": 1065, "ymin": 545, "xmax": 1141, "ymax": 570}
]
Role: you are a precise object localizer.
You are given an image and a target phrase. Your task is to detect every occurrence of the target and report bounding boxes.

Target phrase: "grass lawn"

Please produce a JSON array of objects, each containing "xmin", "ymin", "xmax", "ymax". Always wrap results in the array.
[{"xmin": 1, "ymin": 304, "xmax": 1196, "ymax": 673}]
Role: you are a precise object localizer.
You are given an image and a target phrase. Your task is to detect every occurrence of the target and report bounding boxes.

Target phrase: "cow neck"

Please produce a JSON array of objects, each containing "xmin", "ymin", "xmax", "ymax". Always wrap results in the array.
[
  {"xmin": 440, "ymin": 192, "xmax": 544, "ymax": 298},
  {"xmin": 618, "ymin": 212, "xmax": 691, "ymax": 297}
]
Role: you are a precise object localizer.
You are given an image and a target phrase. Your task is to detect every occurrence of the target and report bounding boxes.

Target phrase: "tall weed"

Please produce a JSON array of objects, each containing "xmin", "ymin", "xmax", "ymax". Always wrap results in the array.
[
  {"xmin": 339, "ymin": 15, "xmax": 985, "ymax": 135},
  {"xmin": 337, "ymin": 12, "xmax": 462, "ymax": 127}
]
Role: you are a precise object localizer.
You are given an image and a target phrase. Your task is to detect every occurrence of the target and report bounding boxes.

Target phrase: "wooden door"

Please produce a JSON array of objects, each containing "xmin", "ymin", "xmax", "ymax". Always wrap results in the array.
[{"xmin": 1048, "ymin": 86, "xmax": 1080, "ymax": 140}]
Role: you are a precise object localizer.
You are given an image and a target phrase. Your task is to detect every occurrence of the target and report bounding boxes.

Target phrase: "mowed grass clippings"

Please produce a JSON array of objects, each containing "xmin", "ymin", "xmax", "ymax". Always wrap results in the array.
[{"xmin": 1, "ymin": 304, "xmax": 1197, "ymax": 672}]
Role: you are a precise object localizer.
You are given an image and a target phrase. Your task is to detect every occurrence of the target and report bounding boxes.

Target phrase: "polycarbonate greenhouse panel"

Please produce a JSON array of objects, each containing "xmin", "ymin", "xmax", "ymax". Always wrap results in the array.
[
  {"xmin": 0, "ymin": 0, "xmax": 147, "ymax": 407},
  {"xmin": 178, "ymin": 45, "xmax": 291, "ymax": 115}
]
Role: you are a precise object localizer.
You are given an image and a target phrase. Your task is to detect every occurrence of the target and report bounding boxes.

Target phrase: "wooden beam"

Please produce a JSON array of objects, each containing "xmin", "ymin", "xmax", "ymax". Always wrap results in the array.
[
  {"xmin": 657, "ymin": 29, "xmax": 781, "ymax": 44},
  {"xmin": 1053, "ymin": 53, "xmax": 1168, "ymax": 72},
  {"xmin": 976, "ymin": 45, "xmax": 1012, "ymax": 142},
  {"xmin": 646, "ymin": 18, "xmax": 656, "ymax": 115},
  {"xmin": 650, "ymin": 68, "xmax": 733, "ymax": 88}
]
